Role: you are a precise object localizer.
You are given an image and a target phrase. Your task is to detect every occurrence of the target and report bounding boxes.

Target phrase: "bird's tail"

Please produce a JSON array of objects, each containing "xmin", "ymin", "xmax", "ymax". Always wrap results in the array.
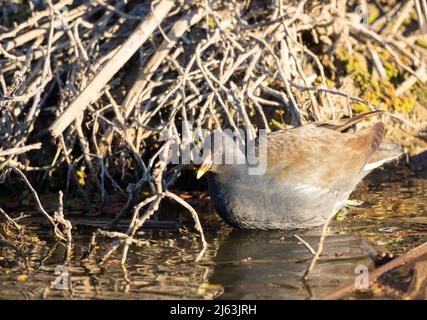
[{"xmin": 363, "ymin": 143, "xmax": 404, "ymax": 172}]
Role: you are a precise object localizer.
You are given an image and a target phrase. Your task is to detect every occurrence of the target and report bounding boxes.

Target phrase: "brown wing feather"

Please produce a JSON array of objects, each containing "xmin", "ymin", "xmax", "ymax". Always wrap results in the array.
[
  {"xmin": 266, "ymin": 122, "xmax": 385, "ymax": 191},
  {"xmin": 312, "ymin": 110, "xmax": 384, "ymax": 132},
  {"xmin": 344, "ymin": 122, "xmax": 385, "ymax": 162}
]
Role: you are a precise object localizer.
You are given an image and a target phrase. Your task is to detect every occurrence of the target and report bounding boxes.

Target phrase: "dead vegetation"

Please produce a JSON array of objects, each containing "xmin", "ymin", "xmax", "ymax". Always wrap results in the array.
[{"xmin": 0, "ymin": 0, "xmax": 427, "ymax": 276}]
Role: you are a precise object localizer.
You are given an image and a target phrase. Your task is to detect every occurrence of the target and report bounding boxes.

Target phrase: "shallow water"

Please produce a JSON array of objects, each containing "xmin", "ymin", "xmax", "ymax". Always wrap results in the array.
[{"xmin": 0, "ymin": 168, "xmax": 426, "ymax": 300}]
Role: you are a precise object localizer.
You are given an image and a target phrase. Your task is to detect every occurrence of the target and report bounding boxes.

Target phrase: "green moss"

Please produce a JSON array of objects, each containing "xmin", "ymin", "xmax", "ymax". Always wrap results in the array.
[
  {"xmin": 409, "ymin": 10, "xmax": 419, "ymax": 21},
  {"xmin": 336, "ymin": 46, "xmax": 414, "ymax": 114},
  {"xmin": 324, "ymin": 78, "xmax": 335, "ymax": 88},
  {"xmin": 354, "ymin": 102, "xmax": 371, "ymax": 113},
  {"xmin": 340, "ymin": 52, "xmax": 368, "ymax": 76},
  {"xmin": 394, "ymin": 96, "xmax": 415, "ymax": 113},
  {"xmin": 384, "ymin": 62, "xmax": 399, "ymax": 80},
  {"xmin": 415, "ymin": 38, "xmax": 427, "ymax": 48},
  {"xmin": 411, "ymin": 80, "xmax": 427, "ymax": 106},
  {"xmin": 376, "ymin": 49, "xmax": 400, "ymax": 81},
  {"xmin": 367, "ymin": 8, "xmax": 379, "ymax": 25},
  {"xmin": 207, "ymin": 16, "xmax": 216, "ymax": 29}
]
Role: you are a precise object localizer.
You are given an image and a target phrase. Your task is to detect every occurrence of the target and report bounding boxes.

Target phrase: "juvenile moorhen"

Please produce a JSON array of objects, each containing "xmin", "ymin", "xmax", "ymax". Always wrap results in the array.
[{"xmin": 197, "ymin": 111, "xmax": 403, "ymax": 230}]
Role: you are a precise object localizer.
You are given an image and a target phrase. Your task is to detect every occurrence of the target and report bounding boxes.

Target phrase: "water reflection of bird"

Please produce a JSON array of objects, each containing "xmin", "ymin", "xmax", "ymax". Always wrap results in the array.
[
  {"xmin": 197, "ymin": 111, "xmax": 403, "ymax": 230},
  {"xmin": 208, "ymin": 229, "xmax": 375, "ymax": 299}
]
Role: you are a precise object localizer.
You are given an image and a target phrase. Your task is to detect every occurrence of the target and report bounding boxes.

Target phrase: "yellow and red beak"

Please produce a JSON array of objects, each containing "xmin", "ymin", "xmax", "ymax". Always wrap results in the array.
[{"xmin": 197, "ymin": 157, "xmax": 212, "ymax": 179}]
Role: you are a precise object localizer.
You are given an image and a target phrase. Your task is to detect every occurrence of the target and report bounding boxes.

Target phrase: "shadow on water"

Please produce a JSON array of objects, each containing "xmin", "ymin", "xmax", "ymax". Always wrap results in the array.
[
  {"xmin": 209, "ymin": 230, "xmax": 375, "ymax": 299},
  {"xmin": 0, "ymin": 166, "xmax": 426, "ymax": 299}
]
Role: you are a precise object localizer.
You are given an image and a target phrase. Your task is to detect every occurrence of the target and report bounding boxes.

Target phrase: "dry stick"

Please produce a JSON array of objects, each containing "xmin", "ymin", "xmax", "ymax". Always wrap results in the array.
[
  {"xmin": 121, "ymin": 7, "xmax": 204, "ymax": 119},
  {"xmin": 119, "ymin": 195, "xmax": 163, "ymax": 264},
  {"xmin": 167, "ymin": 55, "xmax": 200, "ymax": 95},
  {"xmin": 0, "ymin": 43, "xmax": 25, "ymax": 61},
  {"xmin": 0, "ymin": 143, "xmax": 41, "ymax": 157},
  {"xmin": 109, "ymin": 139, "xmax": 174, "ymax": 261},
  {"xmin": 54, "ymin": 191, "xmax": 73, "ymax": 262},
  {"xmin": 277, "ymin": 9, "xmax": 322, "ymax": 120},
  {"xmin": 229, "ymin": 81, "xmax": 256, "ymax": 139},
  {"xmin": 415, "ymin": 0, "xmax": 427, "ymax": 35},
  {"xmin": 284, "ymin": 35, "xmax": 321, "ymax": 120},
  {"xmin": 0, "ymin": 142, "xmax": 43, "ymax": 172},
  {"xmin": 195, "ymin": 31, "xmax": 243, "ymax": 140},
  {"xmin": 395, "ymin": 64, "xmax": 427, "ymax": 96},
  {"xmin": 303, "ymin": 210, "xmax": 337, "ymax": 280},
  {"xmin": 390, "ymin": 0, "xmax": 416, "ymax": 35},
  {"xmin": 94, "ymin": 0, "xmax": 145, "ymax": 20},
  {"xmin": 249, "ymin": 34, "xmax": 302, "ymax": 126},
  {"xmin": 0, "ymin": 0, "xmax": 73, "ymax": 41},
  {"xmin": 58, "ymin": 133, "xmax": 90, "ymax": 209},
  {"xmin": 220, "ymin": 48, "xmax": 258, "ymax": 85},
  {"xmin": 3, "ymin": 40, "xmax": 70, "ymax": 74},
  {"xmin": 210, "ymin": 10, "xmax": 244, "ymax": 52},
  {"xmin": 294, "ymin": 235, "xmax": 316, "ymax": 256},
  {"xmin": 371, "ymin": 1, "xmax": 403, "ymax": 33},
  {"xmin": 0, "ymin": 207, "xmax": 22, "ymax": 230},
  {"xmin": 323, "ymin": 241, "xmax": 427, "ymax": 300},
  {"xmin": 1, "ymin": 36, "xmax": 44, "ymax": 105},
  {"xmin": 0, "ymin": 158, "xmax": 50, "ymax": 171},
  {"xmin": 368, "ymin": 43, "xmax": 387, "ymax": 80},
  {"xmin": 247, "ymin": 84, "xmax": 271, "ymax": 131},
  {"xmin": 48, "ymin": 0, "xmax": 174, "ymax": 138},
  {"xmin": 288, "ymin": 82, "xmax": 422, "ymax": 130},
  {"xmin": 391, "ymin": 36, "xmax": 424, "ymax": 65},
  {"xmin": 345, "ymin": 20, "xmax": 420, "ymax": 80},
  {"xmin": 100, "ymin": 143, "xmax": 171, "ymax": 263},
  {"xmin": 1, "ymin": 4, "xmax": 88, "ymax": 52},
  {"xmin": 75, "ymin": 122, "xmax": 104, "ymax": 197},
  {"xmin": 6, "ymin": 165, "xmax": 66, "ymax": 241},
  {"xmin": 302, "ymin": 46, "xmax": 336, "ymax": 118},
  {"xmin": 164, "ymin": 191, "xmax": 207, "ymax": 262},
  {"xmin": 276, "ymin": 4, "xmax": 335, "ymax": 118},
  {"xmin": 16, "ymin": 1, "xmax": 56, "ymax": 146}
]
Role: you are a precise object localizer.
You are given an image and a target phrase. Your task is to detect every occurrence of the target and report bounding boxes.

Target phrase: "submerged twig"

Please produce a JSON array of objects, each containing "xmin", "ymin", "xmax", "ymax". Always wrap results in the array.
[
  {"xmin": 303, "ymin": 210, "xmax": 337, "ymax": 280},
  {"xmin": 324, "ymin": 241, "xmax": 427, "ymax": 300},
  {"xmin": 294, "ymin": 235, "xmax": 316, "ymax": 256}
]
